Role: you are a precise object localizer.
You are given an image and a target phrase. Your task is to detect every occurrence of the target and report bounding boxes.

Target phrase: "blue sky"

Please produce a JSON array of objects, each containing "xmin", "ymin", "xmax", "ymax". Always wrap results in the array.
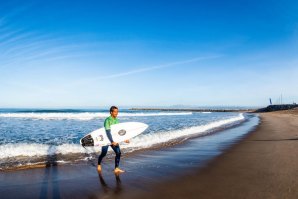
[{"xmin": 0, "ymin": 0, "xmax": 297, "ymax": 108}]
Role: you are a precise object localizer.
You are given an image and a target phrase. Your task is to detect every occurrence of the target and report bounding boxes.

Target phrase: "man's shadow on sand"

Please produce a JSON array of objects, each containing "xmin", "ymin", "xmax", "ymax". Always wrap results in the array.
[
  {"xmin": 98, "ymin": 172, "xmax": 123, "ymax": 196},
  {"xmin": 39, "ymin": 146, "xmax": 61, "ymax": 199}
]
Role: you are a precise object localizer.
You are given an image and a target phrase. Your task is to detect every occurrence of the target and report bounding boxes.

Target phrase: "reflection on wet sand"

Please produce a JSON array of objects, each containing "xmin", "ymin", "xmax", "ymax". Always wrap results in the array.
[
  {"xmin": 98, "ymin": 173, "xmax": 123, "ymax": 197},
  {"xmin": 39, "ymin": 146, "xmax": 61, "ymax": 199}
]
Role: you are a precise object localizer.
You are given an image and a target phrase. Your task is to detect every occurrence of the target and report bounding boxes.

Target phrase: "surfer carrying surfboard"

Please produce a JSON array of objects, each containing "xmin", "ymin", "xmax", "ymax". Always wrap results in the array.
[{"xmin": 97, "ymin": 106, "xmax": 129, "ymax": 174}]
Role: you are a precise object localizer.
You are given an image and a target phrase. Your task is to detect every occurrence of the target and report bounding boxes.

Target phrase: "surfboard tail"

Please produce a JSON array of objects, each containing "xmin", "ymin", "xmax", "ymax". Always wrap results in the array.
[{"xmin": 80, "ymin": 135, "xmax": 95, "ymax": 147}]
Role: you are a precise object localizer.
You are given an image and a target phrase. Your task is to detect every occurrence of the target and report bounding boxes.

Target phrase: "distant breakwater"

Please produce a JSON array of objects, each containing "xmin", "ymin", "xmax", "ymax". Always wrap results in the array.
[{"xmin": 255, "ymin": 104, "xmax": 298, "ymax": 112}]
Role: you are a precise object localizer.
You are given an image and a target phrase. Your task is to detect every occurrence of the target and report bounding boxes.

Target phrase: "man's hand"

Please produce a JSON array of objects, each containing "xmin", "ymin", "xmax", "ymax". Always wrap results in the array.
[
  {"xmin": 124, "ymin": 140, "xmax": 130, "ymax": 143},
  {"xmin": 111, "ymin": 142, "xmax": 118, "ymax": 146}
]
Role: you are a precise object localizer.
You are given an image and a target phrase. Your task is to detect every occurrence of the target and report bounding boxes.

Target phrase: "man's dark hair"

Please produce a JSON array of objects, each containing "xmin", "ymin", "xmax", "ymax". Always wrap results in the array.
[{"xmin": 110, "ymin": 106, "xmax": 118, "ymax": 113}]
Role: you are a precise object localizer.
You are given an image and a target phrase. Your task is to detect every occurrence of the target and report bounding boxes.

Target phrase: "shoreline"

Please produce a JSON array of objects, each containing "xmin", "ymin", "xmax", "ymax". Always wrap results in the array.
[
  {"xmin": 0, "ymin": 112, "xmax": 248, "ymax": 171},
  {"xmin": 0, "ymin": 114, "xmax": 259, "ymax": 198},
  {"xmin": 127, "ymin": 110, "xmax": 298, "ymax": 199}
]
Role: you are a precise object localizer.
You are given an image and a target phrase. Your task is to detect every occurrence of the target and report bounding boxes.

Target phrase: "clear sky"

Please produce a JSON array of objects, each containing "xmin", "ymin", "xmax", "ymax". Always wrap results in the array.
[{"xmin": 0, "ymin": 0, "xmax": 297, "ymax": 108}]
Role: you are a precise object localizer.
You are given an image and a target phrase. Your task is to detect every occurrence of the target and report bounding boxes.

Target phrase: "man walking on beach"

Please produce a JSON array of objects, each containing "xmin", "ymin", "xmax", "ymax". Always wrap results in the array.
[{"xmin": 97, "ymin": 106, "xmax": 129, "ymax": 174}]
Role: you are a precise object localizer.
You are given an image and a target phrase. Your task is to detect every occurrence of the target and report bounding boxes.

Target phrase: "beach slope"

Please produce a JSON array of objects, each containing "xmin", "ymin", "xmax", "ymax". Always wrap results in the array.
[{"xmin": 130, "ymin": 110, "xmax": 298, "ymax": 199}]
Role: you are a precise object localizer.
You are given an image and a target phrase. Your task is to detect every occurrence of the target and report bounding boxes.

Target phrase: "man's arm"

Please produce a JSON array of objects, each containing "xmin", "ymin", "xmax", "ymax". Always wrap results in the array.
[
  {"xmin": 104, "ymin": 119, "xmax": 117, "ymax": 145},
  {"xmin": 105, "ymin": 129, "xmax": 114, "ymax": 143}
]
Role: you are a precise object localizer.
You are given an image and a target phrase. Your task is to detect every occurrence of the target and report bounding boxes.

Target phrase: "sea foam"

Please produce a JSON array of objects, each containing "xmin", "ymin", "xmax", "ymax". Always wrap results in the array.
[{"xmin": 0, "ymin": 113, "xmax": 245, "ymax": 159}]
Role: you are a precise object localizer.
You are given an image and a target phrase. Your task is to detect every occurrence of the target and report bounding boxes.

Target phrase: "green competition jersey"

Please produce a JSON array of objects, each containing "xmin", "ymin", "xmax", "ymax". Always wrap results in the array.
[{"xmin": 104, "ymin": 116, "xmax": 119, "ymax": 130}]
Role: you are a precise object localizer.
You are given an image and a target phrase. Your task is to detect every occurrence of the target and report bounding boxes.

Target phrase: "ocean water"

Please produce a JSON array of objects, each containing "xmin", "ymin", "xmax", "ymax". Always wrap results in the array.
[{"xmin": 0, "ymin": 109, "xmax": 253, "ymax": 170}]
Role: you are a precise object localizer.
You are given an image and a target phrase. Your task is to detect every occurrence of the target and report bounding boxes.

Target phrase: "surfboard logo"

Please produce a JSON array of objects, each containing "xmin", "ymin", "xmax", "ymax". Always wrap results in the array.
[
  {"xmin": 118, "ymin": 129, "xmax": 126, "ymax": 136},
  {"xmin": 96, "ymin": 135, "xmax": 104, "ymax": 141}
]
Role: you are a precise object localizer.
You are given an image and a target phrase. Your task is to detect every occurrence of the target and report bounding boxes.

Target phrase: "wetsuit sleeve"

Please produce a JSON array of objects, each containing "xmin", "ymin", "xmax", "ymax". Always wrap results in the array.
[
  {"xmin": 105, "ymin": 129, "xmax": 114, "ymax": 143},
  {"xmin": 104, "ymin": 118, "xmax": 110, "ymax": 130}
]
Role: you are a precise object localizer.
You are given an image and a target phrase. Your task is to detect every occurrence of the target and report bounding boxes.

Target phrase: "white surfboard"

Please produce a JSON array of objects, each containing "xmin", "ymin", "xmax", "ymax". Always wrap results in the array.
[{"xmin": 80, "ymin": 122, "xmax": 148, "ymax": 147}]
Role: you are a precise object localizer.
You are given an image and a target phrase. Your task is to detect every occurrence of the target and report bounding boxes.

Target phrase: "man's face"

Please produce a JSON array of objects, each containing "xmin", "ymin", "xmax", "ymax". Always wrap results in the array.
[{"xmin": 111, "ymin": 108, "xmax": 118, "ymax": 118}]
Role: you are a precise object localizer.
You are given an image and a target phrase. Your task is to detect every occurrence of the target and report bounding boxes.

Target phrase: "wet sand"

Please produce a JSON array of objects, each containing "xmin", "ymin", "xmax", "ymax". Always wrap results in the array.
[{"xmin": 128, "ymin": 110, "xmax": 298, "ymax": 199}]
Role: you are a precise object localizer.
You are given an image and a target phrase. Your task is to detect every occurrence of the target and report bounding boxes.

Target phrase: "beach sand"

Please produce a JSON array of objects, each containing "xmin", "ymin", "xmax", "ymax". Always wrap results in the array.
[
  {"xmin": 127, "ymin": 110, "xmax": 298, "ymax": 199},
  {"xmin": 0, "ymin": 111, "xmax": 297, "ymax": 199}
]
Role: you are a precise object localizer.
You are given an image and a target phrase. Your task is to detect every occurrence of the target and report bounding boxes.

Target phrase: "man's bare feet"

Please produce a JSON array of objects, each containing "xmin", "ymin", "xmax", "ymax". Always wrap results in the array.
[
  {"xmin": 97, "ymin": 165, "xmax": 102, "ymax": 173},
  {"xmin": 114, "ymin": 167, "xmax": 125, "ymax": 174}
]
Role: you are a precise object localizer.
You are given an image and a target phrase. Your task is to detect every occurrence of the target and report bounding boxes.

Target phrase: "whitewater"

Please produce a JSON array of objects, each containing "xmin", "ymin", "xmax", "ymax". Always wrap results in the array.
[{"xmin": 0, "ymin": 109, "xmax": 252, "ymax": 170}]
